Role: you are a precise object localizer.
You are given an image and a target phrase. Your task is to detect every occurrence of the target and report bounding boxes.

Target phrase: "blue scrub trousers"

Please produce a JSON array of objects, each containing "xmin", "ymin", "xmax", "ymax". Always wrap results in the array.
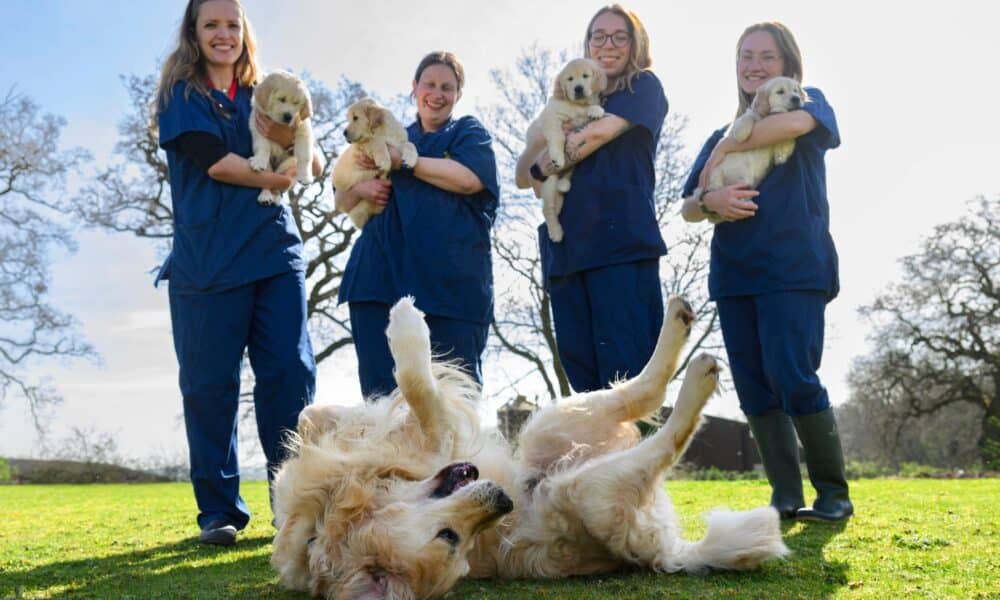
[
  {"xmin": 715, "ymin": 291, "xmax": 830, "ymax": 417},
  {"xmin": 168, "ymin": 270, "xmax": 316, "ymax": 530},
  {"xmin": 548, "ymin": 259, "xmax": 663, "ymax": 393},
  {"xmin": 349, "ymin": 301, "xmax": 487, "ymax": 399}
]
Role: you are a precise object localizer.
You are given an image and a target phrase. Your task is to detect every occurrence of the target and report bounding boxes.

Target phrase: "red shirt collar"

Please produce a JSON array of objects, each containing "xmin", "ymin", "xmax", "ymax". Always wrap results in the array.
[{"xmin": 205, "ymin": 75, "xmax": 237, "ymax": 101}]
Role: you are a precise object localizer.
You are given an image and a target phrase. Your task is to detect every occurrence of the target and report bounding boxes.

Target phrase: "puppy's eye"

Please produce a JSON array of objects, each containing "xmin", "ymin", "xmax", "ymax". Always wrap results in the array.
[
  {"xmin": 353, "ymin": 115, "xmax": 358, "ymax": 121},
  {"xmin": 777, "ymin": 90, "xmax": 785, "ymax": 94},
  {"xmin": 583, "ymin": 73, "xmax": 590, "ymax": 78},
  {"xmin": 436, "ymin": 528, "xmax": 459, "ymax": 546}
]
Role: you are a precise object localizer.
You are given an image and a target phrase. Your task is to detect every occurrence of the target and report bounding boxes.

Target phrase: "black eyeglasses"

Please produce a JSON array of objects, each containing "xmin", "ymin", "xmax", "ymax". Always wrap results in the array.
[{"xmin": 589, "ymin": 31, "xmax": 632, "ymax": 48}]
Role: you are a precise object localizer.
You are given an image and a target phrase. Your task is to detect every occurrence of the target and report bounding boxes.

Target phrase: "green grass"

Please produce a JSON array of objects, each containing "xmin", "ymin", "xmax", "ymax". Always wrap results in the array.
[{"xmin": 2, "ymin": 479, "xmax": 997, "ymax": 599}]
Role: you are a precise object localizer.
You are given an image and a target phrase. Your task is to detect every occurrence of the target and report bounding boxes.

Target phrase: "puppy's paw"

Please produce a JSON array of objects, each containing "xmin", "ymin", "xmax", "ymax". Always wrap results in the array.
[
  {"xmin": 587, "ymin": 106, "xmax": 605, "ymax": 119},
  {"xmin": 297, "ymin": 171, "xmax": 314, "ymax": 186},
  {"xmin": 556, "ymin": 178, "xmax": 571, "ymax": 193},
  {"xmin": 547, "ymin": 222, "xmax": 564, "ymax": 243},
  {"xmin": 674, "ymin": 353, "xmax": 720, "ymax": 418},
  {"xmin": 258, "ymin": 190, "xmax": 280, "ymax": 205},
  {"xmin": 249, "ymin": 155, "xmax": 269, "ymax": 172},
  {"xmin": 665, "ymin": 296, "xmax": 695, "ymax": 332},
  {"xmin": 386, "ymin": 297, "xmax": 431, "ymax": 362},
  {"xmin": 550, "ymin": 157, "xmax": 565, "ymax": 170}
]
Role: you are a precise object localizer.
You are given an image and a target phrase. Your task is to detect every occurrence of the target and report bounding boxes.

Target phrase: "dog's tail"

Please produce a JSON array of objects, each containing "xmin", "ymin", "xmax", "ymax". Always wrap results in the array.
[{"xmin": 666, "ymin": 506, "xmax": 789, "ymax": 573}]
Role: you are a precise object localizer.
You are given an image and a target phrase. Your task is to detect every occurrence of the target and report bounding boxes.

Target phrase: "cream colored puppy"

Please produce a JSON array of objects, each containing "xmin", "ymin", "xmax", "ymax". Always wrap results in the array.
[
  {"xmin": 525, "ymin": 58, "xmax": 607, "ymax": 242},
  {"xmin": 332, "ymin": 98, "xmax": 418, "ymax": 229},
  {"xmin": 699, "ymin": 76, "xmax": 807, "ymax": 223},
  {"xmin": 249, "ymin": 71, "xmax": 316, "ymax": 205}
]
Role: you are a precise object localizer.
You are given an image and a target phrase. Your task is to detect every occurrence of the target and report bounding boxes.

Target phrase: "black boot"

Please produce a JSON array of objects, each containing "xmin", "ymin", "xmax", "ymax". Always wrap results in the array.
[
  {"xmin": 747, "ymin": 410, "xmax": 805, "ymax": 519},
  {"xmin": 793, "ymin": 408, "xmax": 854, "ymax": 521}
]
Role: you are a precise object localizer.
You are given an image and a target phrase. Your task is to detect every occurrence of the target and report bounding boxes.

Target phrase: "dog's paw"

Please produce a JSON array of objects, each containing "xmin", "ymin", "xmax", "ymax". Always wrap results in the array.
[
  {"xmin": 665, "ymin": 296, "xmax": 695, "ymax": 331},
  {"xmin": 587, "ymin": 106, "xmax": 605, "ymax": 119},
  {"xmin": 297, "ymin": 171, "xmax": 314, "ymax": 186},
  {"xmin": 675, "ymin": 354, "xmax": 720, "ymax": 416},
  {"xmin": 550, "ymin": 156, "xmax": 565, "ymax": 170},
  {"xmin": 547, "ymin": 222, "xmax": 564, "ymax": 243},
  {"xmin": 386, "ymin": 297, "xmax": 431, "ymax": 360},
  {"xmin": 556, "ymin": 178, "xmax": 571, "ymax": 193},
  {"xmin": 258, "ymin": 190, "xmax": 279, "ymax": 205},
  {"xmin": 249, "ymin": 155, "xmax": 269, "ymax": 172}
]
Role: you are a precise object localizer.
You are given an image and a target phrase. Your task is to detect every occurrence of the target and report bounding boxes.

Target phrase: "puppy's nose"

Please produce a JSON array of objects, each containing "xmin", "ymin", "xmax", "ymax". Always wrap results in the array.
[
  {"xmin": 343, "ymin": 128, "xmax": 351, "ymax": 141},
  {"xmin": 282, "ymin": 112, "xmax": 294, "ymax": 124},
  {"xmin": 790, "ymin": 96, "xmax": 801, "ymax": 107},
  {"xmin": 574, "ymin": 85, "xmax": 584, "ymax": 97}
]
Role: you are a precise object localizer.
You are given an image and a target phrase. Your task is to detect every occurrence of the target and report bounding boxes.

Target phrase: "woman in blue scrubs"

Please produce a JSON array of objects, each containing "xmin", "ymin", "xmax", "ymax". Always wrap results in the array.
[
  {"xmin": 336, "ymin": 52, "xmax": 500, "ymax": 399},
  {"xmin": 516, "ymin": 5, "xmax": 668, "ymax": 395},
  {"xmin": 154, "ymin": 0, "xmax": 319, "ymax": 545},
  {"xmin": 681, "ymin": 22, "xmax": 852, "ymax": 521}
]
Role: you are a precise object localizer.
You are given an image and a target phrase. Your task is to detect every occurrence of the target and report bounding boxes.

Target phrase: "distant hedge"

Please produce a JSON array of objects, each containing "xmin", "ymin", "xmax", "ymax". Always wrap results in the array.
[{"xmin": 2, "ymin": 458, "xmax": 170, "ymax": 484}]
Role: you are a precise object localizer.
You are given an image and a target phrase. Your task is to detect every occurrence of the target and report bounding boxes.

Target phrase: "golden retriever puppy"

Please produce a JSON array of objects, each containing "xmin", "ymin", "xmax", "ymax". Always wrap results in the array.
[
  {"xmin": 525, "ymin": 58, "xmax": 607, "ymax": 242},
  {"xmin": 332, "ymin": 98, "xmax": 418, "ymax": 229},
  {"xmin": 271, "ymin": 296, "xmax": 789, "ymax": 599},
  {"xmin": 698, "ymin": 76, "xmax": 807, "ymax": 223},
  {"xmin": 249, "ymin": 70, "xmax": 316, "ymax": 205}
]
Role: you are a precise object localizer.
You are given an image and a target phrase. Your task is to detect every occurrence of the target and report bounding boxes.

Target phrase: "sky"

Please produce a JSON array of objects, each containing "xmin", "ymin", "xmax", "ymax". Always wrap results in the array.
[{"xmin": 1, "ymin": 0, "xmax": 998, "ymax": 466}]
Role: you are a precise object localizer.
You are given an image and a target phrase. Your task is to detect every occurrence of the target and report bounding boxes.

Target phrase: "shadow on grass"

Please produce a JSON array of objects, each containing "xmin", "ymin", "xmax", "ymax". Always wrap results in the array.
[
  {"xmin": 4, "ymin": 534, "xmax": 299, "ymax": 599},
  {"xmin": 778, "ymin": 518, "xmax": 850, "ymax": 599}
]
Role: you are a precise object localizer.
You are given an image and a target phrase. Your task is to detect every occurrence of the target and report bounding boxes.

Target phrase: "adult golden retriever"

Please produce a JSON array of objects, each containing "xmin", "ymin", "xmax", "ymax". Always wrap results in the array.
[
  {"xmin": 271, "ymin": 297, "xmax": 788, "ymax": 599},
  {"xmin": 524, "ymin": 58, "xmax": 607, "ymax": 242}
]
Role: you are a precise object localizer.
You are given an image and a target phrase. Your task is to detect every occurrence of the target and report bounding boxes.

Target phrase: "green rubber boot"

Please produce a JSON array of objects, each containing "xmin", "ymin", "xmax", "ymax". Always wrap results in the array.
[
  {"xmin": 793, "ymin": 408, "xmax": 854, "ymax": 521},
  {"xmin": 747, "ymin": 410, "xmax": 805, "ymax": 519}
]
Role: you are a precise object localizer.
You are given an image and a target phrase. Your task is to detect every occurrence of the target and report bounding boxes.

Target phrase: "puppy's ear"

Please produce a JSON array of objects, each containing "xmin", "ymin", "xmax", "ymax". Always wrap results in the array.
[
  {"xmin": 751, "ymin": 84, "xmax": 771, "ymax": 117},
  {"xmin": 255, "ymin": 75, "xmax": 275, "ymax": 110},
  {"xmin": 299, "ymin": 83, "xmax": 313, "ymax": 121},
  {"xmin": 592, "ymin": 62, "xmax": 608, "ymax": 94},
  {"xmin": 552, "ymin": 76, "xmax": 567, "ymax": 101},
  {"xmin": 364, "ymin": 103, "xmax": 384, "ymax": 130}
]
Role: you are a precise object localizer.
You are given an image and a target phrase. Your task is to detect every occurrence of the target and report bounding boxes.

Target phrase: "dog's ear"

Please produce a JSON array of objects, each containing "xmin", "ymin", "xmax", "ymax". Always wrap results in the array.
[
  {"xmin": 751, "ymin": 83, "xmax": 771, "ymax": 117},
  {"xmin": 592, "ymin": 62, "xmax": 608, "ymax": 94},
  {"xmin": 364, "ymin": 103, "xmax": 384, "ymax": 130},
  {"xmin": 298, "ymin": 82, "xmax": 313, "ymax": 121},
  {"xmin": 255, "ymin": 75, "xmax": 275, "ymax": 110},
  {"xmin": 552, "ymin": 75, "xmax": 567, "ymax": 101}
]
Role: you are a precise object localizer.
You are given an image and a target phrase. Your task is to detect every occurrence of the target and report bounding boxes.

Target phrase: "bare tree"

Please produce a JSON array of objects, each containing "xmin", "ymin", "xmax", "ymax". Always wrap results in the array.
[
  {"xmin": 850, "ymin": 195, "xmax": 999, "ymax": 468},
  {"xmin": 479, "ymin": 46, "xmax": 719, "ymax": 403},
  {"xmin": 0, "ymin": 90, "xmax": 94, "ymax": 427},
  {"xmin": 72, "ymin": 73, "xmax": 375, "ymax": 362}
]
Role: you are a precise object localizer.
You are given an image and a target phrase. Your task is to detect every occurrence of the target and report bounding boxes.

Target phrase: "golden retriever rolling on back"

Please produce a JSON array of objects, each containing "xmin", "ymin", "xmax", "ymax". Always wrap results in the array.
[{"xmin": 271, "ymin": 296, "xmax": 788, "ymax": 599}]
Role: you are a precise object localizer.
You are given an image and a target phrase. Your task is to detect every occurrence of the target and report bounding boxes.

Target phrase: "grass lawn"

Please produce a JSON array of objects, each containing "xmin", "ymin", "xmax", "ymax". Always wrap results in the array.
[{"xmin": 1, "ymin": 479, "xmax": 997, "ymax": 599}]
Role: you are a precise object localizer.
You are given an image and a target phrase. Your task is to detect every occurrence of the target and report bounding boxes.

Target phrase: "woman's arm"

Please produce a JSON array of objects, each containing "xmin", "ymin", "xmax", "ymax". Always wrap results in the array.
[
  {"xmin": 699, "ymin": 111, "xmax": 816, "ymax": 189},
  {"xmin": 333, "ymin": 178, "xmax": 392, "ymax": 214},
  {"xmin": 680, "ymin": 184, "xmax": 760, "ymax": 223},
  {"xmin": 207, "ymin": 153, "xmax": 294, "ymax": 191},
  {"xmin": 515, "ymin": 114, "xmax": 632, "ymax": 189},
  {"xmin": 379, "ymin": 145, "xmax": 484, "ymax": 195}
]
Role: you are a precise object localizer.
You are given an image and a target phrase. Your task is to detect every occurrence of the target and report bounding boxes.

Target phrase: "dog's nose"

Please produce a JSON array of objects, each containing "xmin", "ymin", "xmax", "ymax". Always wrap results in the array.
[
  {"xmin": 343, "ymin": 128, "xmax": 351, "ymax": 141},
  {"xmin": 790, "ymin": 96, "xmax": 801, "ymax": 108},
  {"xmin": 574, "ymin": 85, "xmax": 584, "ymax": 97},
  {"xmin": 282, "ymin": 112, "xmax": 293, "ymax": 124}
]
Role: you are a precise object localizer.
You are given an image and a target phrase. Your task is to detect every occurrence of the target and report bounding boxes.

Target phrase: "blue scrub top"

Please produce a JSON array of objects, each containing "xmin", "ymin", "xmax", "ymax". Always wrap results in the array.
[
  {"xmin": 683, "ymin": 86, "xmax": 840, "ymax": 302},
  {"xmin": 338, "ymin": 115, "xmax": 500, "ymax": 325},
  {"xmin": 539, "ymin": 71, "xmax": 668, "ymax": 281},
  {"xmin": 156, "ymin": 81, "xmax": 305, "ymax": 293}
]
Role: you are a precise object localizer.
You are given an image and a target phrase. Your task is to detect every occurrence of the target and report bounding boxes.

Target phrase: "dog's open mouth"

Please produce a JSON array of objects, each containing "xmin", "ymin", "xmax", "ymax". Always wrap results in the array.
[{"xmin": 430, "ymin": 462, "xmax": 479, "ymax": 498}]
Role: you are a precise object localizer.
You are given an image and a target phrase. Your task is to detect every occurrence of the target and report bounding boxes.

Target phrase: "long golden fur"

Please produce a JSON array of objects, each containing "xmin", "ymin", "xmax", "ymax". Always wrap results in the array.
[
  {"xmin": 524, "ymin": 58, "xmax": 608, "ymax": 243},
  {"xmin": 332, "ymin": 98, "xmax": 418, "ymax": 229},
  {"xmin": 249, "ymin": 70, "xmax": 316, "ymax": 205},
  {"xmin": 700, "ymin": 76, "xmax": 807, "ymax": 223},
  {"xmin": 271, "ymin": 297, "xmax": 789, "ymax": 599}
]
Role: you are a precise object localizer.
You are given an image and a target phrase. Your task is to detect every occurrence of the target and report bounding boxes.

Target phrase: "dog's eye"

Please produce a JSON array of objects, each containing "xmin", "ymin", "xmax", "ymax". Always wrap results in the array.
[
  {"xmin": 583, "ymin": 73, "xmax": 590, "ymax": 79},
  {"xmin": 436, "ymin": 528, "xmax": 460, "ymax": 546},
  {"xmin": 777, "ymin": 90, "xmax": 785, "ymax": 94}
]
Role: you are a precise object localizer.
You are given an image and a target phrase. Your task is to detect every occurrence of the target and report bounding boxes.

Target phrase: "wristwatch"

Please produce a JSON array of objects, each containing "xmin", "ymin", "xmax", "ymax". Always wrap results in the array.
[
  {"xmin": 529, "ymin": 162, "xmax": 547, "ymax": 182},
  {"xmin": 696, "ymin": 188, "xmax": 719, "ymax": 217}
]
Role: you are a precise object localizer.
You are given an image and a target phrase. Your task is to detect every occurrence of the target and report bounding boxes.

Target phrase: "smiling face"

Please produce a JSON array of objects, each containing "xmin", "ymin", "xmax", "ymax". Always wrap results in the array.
[
  {"xmin": 412, "ymin": 63, "xmax": 461, "ymax": 133},
  {"xmin": 194, "ymin": 0, "xmax": 243, "ymax": 73},
  {"xmin": 737, "ymin": 29, "xmax": 786, "ymax": 96},
  {"xmin": 588, "ymin": 11, "xmax": 632, "ymax": 78}
]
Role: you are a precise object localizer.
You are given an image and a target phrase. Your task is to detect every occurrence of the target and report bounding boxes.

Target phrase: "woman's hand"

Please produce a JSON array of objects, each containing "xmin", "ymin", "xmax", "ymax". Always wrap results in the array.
[
  {"xmin": 270, "ymin": 172, "xmax": 295, "ymax": 195},
  {"xmin": 698, "ymin": 137, "xmax": 735, "ymax": 190},
  {"xmin": 703, "ymin": 184, "xmax": 759, "ymax": 221},
  {"xmin": 353, "ymin": 178, "xmax": 393, "ymax": 207},
  {"xmin": 255, "ymin": 112, "xmax": 295, "ymax": 148}
]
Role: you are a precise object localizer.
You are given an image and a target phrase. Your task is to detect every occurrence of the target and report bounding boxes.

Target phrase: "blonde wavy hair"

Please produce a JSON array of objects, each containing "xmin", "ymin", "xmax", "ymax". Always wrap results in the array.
[
  {"xmin": 583, "ymin": 4, "xmax": 653, "ymax": 97},
  {"xmin": 154, "ymin": 0, "xmax": 260, "ymax": 120},
  {"xmin": 734, "ymin": 22, "xmax": 804, "ymax": 119}
]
